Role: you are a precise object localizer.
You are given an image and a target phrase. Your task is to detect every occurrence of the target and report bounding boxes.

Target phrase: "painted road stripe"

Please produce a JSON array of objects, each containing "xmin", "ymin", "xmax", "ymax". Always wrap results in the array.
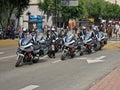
[
  {"xmin": 52, "ymin": 60, "xmax": 61, "ymax": 63},
  {"xmin": 0, "ymin": 55, "xmax": 48, "ymax": 60},
  {"xmin": 95, "ymin": 56, "xmax": 106, "ymax": 60},
  {"xmin": 87, "ymin": 56, "xmax": 106, "ymax": 64},
  {"xmin": 0, "ymin": 52, "xmax": 4, "ymax": 54},
  {"xmin": 19, "ymin": 85, "xmax": 39, "ymax": 90},
  {"xmin": 76, "ymin": 57, "xmax": 89, "ymax": 60},
  {"xmin": 40, "ymin": 55, "xmax": 48, "ymax": 59},
  {"xmin": 0, "ymin": 55, "xmax": 16, "ymax": 60}
]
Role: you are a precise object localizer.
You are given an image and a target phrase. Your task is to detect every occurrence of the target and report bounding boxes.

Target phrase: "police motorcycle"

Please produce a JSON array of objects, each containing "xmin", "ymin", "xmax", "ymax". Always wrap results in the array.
[
  {"xmin": 88, "ymin": 28, "xmax": 101, "ymax": 51},
  {"xmin": 46, "ymin": 28, "xmax": 60, "ymax": 52},
  {"xmin": 96, "ymin": 30, "xmax": 107, "ymax": 50},
  {"xmin": 58, "ymin": 28, "xmax": 67, "ymax": 51},
  {"xmin": 82, "ymin": 36, "xmax": 93, "ymax": 54},
  {"xmin": 16, "ymin": 34, "xmax": 39, "ymax": 67},
  {"xmin": 15, "ymin": 30, "xmax": 48, "ymax": 67},
  {"xmin": 38, "ymin": 37, "xmax": 50, "ymax": 57},
  {"xmin": 30, "ymin": 31, "xmax": 50, "ymax": 59},
  {"xmin": 77, "ymin": 27, "xmax": 93, "ymax": 55},
  {"xmin": 61, "ymin": 31, "xmax": 81, "ymax": 60}
]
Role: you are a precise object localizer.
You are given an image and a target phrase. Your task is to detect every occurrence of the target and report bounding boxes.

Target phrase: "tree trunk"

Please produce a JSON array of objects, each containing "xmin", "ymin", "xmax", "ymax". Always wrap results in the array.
[
  {"xmin": 7, "ymin": 8, "xmax": 14, "ymax": 25},
  {"xmin": 0, "ymin": 21, "xmax": 3, "ymax": 29}
]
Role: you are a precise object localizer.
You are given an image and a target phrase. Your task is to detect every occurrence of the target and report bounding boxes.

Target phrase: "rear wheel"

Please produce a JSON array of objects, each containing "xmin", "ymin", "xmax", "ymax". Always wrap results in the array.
[
  {"xmin": 87, "ymin": 49, "xmax": 92, "ymax": 54},
  {"xmin": 71, "ymin": 54, "xmax": 75, "ymax": 58},
  {"xmin": 32, "ymin": 56, "xmax": 39, "ymax": 63},
  {"xmin": 32, "ymin": 59, "xmax": 39, "ymax": 63},
  {"xmin": 79, "ymin": 52, "xmax": 83, "ymax": 56}
]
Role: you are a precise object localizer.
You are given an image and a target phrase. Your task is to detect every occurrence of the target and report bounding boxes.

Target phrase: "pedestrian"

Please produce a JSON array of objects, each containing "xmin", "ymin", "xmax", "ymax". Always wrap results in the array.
[
  {"xmin": 10, "ymin": 26, "xmax": 15, "ymax": 40},
  {"xmin": 115, "ymin": 23, "xmax": 119, "ymax": 38},
  {"xmin": 6, "ymin": 25, "xmax": 11, "ymax": 39},
  {"xmin": 117, "ymin": 24, "xmax": 120, "ymax": 39}
]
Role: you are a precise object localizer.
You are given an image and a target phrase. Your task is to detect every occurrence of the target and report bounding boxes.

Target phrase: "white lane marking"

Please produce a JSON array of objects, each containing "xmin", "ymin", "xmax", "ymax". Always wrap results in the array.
[
  {"xmin": 0, "ymin": 52, "xmax": 4, "ymax": 54},
  {"xmin": 40, "ymin": 55, "xmax": 48, "ymax": 59},
  {"xmin": 94, "ymin": 56, "xmax": 106, "ymax": 60},
  {"xmin": 87, "ymin": 56, "xmax": 106, "ymax": 64},
  {"xmin": 0, "ymin": 55, "xmax": 48, "ymax": 61},
  {"xmin": 76, "ymin": 57, "xmax": 89, "ymax": 60},
  {"xmin": 0, "ymin": 55, "xmax": 16, "ymax": 60},
  {"xmin": 19, "ymin": 85, "xmax": 39, "ymax": 90},
  {"xmin": 52, "ymin": 60, "xmax": 61, "ymax": 63},
  {"xmin": 87, "ymin": 59, "xmax": 104, "ymax": 64}
]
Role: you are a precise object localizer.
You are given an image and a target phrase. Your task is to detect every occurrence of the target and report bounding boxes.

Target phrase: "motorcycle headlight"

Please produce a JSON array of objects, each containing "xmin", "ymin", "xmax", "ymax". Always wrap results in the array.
[
  {"xmin": 98, "ymin": 38, "xmax": 101, "ymax": 41},
  {"xmin": 27, "ymin": 46, "xmax": 33, "ymax": 52},
  {"xmin": 20, "ymin": 46, "xmax": 25, "ymax": 50},
  {"xmin": 65, "ymin": 43, "xmax": 69, "ymax": 46}
]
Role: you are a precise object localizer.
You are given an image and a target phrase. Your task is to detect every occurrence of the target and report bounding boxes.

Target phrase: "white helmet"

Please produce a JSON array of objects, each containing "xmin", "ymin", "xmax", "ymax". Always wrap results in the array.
[
  {"xmin": 51, "ymin": 27, "xmax": 55, "ymax": 31},
  {"xmin": 22, "ymin": 28, "xmax": 27, "ymax": 32},
  {"xmin": 81, "ymin": 26, "xmax": 86, "ymax": 30}
]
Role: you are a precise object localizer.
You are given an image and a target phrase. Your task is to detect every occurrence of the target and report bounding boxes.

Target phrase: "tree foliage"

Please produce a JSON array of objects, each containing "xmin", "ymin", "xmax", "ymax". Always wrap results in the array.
[
  {"xmin": 0, "ymin": 0, "xmax": 30, "ymax": 28},
  {"xmin": 38, "ymin": 0, "xmax": 120, "ymax": 23}
]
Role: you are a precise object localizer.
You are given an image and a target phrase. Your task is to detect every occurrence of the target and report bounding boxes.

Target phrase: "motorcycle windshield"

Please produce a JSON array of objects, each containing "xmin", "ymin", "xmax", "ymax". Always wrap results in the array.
[
  {"xmin": 84, "ymin": 34, "xmax": 91, "ymax": 40},
  {"xmin": 19, "ymin": 35, "xmax": 32, "ymax": 46},
  {"xmin": 98, "ymin": 32, "xmax": 105, "ymax": 39}
]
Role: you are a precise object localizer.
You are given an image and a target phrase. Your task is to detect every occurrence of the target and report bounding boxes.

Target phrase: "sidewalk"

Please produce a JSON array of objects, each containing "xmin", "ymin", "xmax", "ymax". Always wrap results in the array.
[
  {"xmin": 0, "ymin": 39, "xmax": 18, "ymax": 46},
  {"xmin": 89, "ymin": 65, "xmax": 120, "ymax": 90}
]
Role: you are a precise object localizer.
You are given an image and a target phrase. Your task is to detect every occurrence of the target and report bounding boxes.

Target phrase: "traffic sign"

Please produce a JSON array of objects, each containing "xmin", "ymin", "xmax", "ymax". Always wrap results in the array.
[{"xmin": 29, "ymin": 15, "xmax": 42, "ymax": 21}]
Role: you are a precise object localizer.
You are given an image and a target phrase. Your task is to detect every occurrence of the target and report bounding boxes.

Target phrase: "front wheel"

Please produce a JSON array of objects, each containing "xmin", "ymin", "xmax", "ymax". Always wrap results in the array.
[
  {"xmin": 71, "ymin": 53, "xmax": 75, "ymax": 58},
  {"xmin": 87, "ymin": 49, "xmax": 92, "ymax": 54},
  {"xmin": 32, "ymin": 59, "xmax": 39, "ymax": 63},
  {"xmin": 15, "ymin": 54, "xmax": 24, "ymax": 67},
  {"xmin": 61, "ymin": 49, "xmax": 67, "ymax": 60},
  {"xmin": 61, "ymin": 55, "xmax": 65, "ymax": 60},
  {"xmin": 79, "ymin": 52, "xmax": 83, "ymax": 56}
]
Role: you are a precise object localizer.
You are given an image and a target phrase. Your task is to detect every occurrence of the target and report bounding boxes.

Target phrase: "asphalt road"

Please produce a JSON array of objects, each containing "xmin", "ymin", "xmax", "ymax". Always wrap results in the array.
[{"xmin": 0, "ymin": 41, "xmax": 120, "ymax": 90}]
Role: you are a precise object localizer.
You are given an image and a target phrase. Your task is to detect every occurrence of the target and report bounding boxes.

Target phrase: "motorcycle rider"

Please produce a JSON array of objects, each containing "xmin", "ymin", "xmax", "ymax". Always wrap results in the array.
[
  {"xmin": 18, "ymin": 28, "xmax": 31, "ymax": 47},
  {"xmin": 48, "ymin": 27, "xmax": 56, "ymax": 58},
  {"xmin": 19, "ymin": 28, "xmax": 28, "ymax": 39}
]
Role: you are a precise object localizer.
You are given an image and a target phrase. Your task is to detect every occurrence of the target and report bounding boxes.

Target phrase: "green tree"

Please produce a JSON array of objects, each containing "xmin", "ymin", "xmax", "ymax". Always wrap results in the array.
[
  {"xmin": 103, "ymin": 2, "xmax": 120, "ymax": 19},
  {"xmin": 38, "ymin": 0, "xmax": 120, "ymax": 24},
  {"xmin": 0, "ymin": 0, "xmax": 30, "ymax": 29}
]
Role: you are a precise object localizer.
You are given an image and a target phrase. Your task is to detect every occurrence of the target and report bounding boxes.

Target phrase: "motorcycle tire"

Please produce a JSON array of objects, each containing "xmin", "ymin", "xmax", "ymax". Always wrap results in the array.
[
  {"xmin": 15, "ymin": 55, "xmax": 24, "ymax": 67},
  {"xmin": 99, "ymin": 46, "xmax": 103, "ymax": 50},
  {"xmin": 61, "ymin": 55, "xmax": 65, "ymax": 60},
  {"xmin": 55, "ymin": 48, "xmax": 59, "ymax": 52},
  {"xmin": 71, "ymin": 54, "xmax": 75, "ymax": 58},
  {"xmin": 87, "ymin": 49, "xmax": 92, "ymax": 54},
  {"xmin": 32, "ymin": 59, "xmax": 39, "ymax": 63},
  {"xmin": 79, "ymin": 52, "xmax": 83, "ymax": 56}
]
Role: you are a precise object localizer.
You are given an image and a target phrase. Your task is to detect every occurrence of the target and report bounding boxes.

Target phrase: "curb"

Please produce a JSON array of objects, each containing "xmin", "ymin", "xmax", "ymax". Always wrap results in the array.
[{"xmin": 0, "ymin": 39, "xmax": 18, "ymax": 46}]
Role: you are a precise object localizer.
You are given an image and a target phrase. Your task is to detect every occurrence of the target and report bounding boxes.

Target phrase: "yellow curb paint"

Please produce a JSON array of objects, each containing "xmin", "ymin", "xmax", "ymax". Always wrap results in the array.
[
  {"xmin": 0, "ymin": 39, "xmax": 18, "ymax": 46},
  {"xmin": 103, "ymin": 42, "xmax": 120, "ymax": 50}
]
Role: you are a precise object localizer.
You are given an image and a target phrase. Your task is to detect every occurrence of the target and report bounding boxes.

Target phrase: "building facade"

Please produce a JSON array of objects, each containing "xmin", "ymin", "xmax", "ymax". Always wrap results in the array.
[
  {"xmin": 20, "ymin": 0, "xmax": 53, "ymax": 29},
  {"xmin": 105, "ymin": 0, "xmax": 120, "ymax": 5}
]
